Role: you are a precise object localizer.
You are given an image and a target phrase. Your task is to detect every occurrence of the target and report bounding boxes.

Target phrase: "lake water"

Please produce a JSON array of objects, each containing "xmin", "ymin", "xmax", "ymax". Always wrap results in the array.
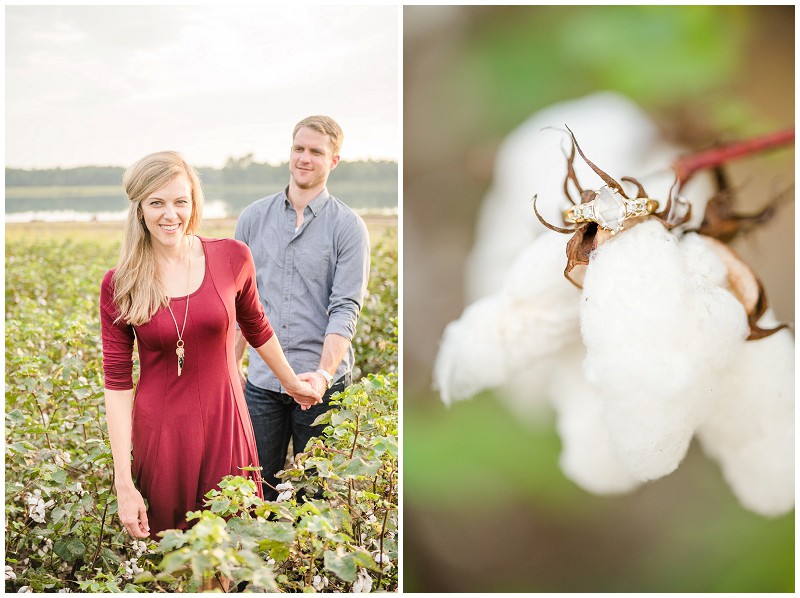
[{"xmin": 5, "ymin": 185, "xmax": 397, "ymax": 223}]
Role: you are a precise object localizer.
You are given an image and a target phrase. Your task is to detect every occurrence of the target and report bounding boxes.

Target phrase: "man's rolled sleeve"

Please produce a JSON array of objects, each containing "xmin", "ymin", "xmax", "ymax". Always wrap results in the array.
[{"xmin": 325, "ymin": 215, "xmax": 370, "ymax": 341}]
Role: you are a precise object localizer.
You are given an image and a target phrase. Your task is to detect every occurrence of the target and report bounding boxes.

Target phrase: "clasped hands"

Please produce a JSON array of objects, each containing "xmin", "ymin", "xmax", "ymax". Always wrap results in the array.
[
  {"xmin": 291, "ymin": 372, "xmax": 328, "ymax": 411},
  {"xmin": 237, "ymin": 369, "xmax": 327, "ymax": 411}
]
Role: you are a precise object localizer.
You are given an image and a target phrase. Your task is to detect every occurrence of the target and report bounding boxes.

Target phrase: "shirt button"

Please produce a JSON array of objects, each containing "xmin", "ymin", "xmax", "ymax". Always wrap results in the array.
[{"xmin": 282, "ymin": 325, "xmax": 287, "ymax": 329}]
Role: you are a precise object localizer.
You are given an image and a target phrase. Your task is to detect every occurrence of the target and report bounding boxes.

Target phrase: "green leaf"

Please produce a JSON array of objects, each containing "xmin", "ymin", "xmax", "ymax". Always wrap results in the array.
[
  {"xmin": 72, "ymin": 387, "xmax": 92, "ymax": 400},
  {"xmin": 250, "ymin": 570, "xmax": 278, "ymax": 592},
  {"xmin": 311, "ymin": 410, "xmax": 334, "ymax": 427},
  {"xmin": 133, "ymin": 572, "xmax": 155, "ymax": 584},
  {"xmin": 351, "ymin": 548, "xmax": 382, "ymax": 572},
  {"xmin": 343, "ymin": 457, "xmax": 381, "ymax": 478},
  {"xmin": 373, "ymin": 435, "xmax": 398, "ymax": 457},
  {"xmin": 160, "ymin": 548, "xmax": 191, "ymax": 575},
  {"xmin": 101, "ymin": 547, "xmax": 122, "ymax": 567},
  {"xmin": 123, "ymin": 583, "xmax": 146, "ymax": 593},
  {"xmin": 50, "ymin": 506, "xmax": 66, "ymax": 525},
  {"xmin": 53, "ymin": 538, "xmax": 86, "ymax": 562},
  {"xmin": 313, "ymin": 458, "xmax": 333, "ymax": 478},
  {"xmin": 324, "ymin": 549, "xmax": 357, "ymax": 582},
  {"xmin": 331, "ymin": 409, "xmax": 356, "ymax": 426},
  {"xmin": 51, "ymin": 468, "xmax": 67, "ymax": 485},
  {"xmin": 209, "ymin": 497, "xmax": 231, "ymax": 514},
  {"xmin": 7, "ymin": 440, "xmax": 37, "ymax": 454},
  {"xmin": 365, "ymin": 376, "xmax": 385, "ymax": 390},
  {"xmin": 158, "ymin": 530, "xmax": 188, "ymax": 552},
  {"xmin": 6, "ymin": 409, "xmax": 27, "ymax": 426},
  {"xmin": 261, "ymin": 521, "xmax": 297, "ymax": 544},
  {"xmin": 105, "ymin": 579, "xmax": 121, "ymax": 592}
]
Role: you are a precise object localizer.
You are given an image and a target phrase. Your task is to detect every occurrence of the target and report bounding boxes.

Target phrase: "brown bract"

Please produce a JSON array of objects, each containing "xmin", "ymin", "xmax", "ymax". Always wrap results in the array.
[{"xmin": 534, "ymin": 126, "xmax": 788, "ymax": 341}]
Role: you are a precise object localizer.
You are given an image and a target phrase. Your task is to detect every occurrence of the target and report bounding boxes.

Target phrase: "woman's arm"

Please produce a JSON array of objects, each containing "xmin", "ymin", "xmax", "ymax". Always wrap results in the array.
[
  {"xmin": 104, "ymin": 388, "xmax": 149, "ymax": 538},
  {"xmin": 253, "ymin": 335, "xmax": 322, "ymax": 408}
]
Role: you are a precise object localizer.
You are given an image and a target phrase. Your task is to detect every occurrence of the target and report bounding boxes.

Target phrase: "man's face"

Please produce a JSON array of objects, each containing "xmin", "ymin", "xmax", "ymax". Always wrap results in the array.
[{"xmin": 290, "ymin": 126, "xmax": 340, "ymax": 191}]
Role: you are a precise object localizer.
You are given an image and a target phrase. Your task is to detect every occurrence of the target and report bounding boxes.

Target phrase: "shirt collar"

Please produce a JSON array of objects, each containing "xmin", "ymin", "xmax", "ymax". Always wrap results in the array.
[{"xmin": 281, "ymin": 186, "xmax": 331, "ymax": 216}]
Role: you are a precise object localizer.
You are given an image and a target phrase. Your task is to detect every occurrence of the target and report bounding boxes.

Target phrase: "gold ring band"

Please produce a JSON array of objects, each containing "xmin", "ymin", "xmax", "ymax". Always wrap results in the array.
[{"xmin": 563, "ymin": 186, "xmax": 659, "ymax": 233}]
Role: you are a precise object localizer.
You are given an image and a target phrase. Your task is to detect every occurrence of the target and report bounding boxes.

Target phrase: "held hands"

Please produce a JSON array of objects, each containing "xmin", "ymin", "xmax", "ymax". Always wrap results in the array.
[
  {"xmin": 116, "ymin": 484, "xmax": 150, "ymax": 538},
  {"xmin": 289, "ymin": 373, "xmax": 324, "ymax": 411}
]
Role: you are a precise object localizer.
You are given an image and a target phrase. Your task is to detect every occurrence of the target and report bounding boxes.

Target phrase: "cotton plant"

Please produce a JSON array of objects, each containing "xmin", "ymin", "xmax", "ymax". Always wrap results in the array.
[
  {"xmin": 25, "ymin": 489, "xmax": 55, "ymax": 524},
  {"xmin": 275, "ymin": 481, "xmax": 294, "ymax": 502},
  {"xmin": 352, "ymin": 568, "xmax": 373, "ymax": 593},
  {"xmin": 434, "ymin": 92, "xmax": 794, "ymax": 517}
]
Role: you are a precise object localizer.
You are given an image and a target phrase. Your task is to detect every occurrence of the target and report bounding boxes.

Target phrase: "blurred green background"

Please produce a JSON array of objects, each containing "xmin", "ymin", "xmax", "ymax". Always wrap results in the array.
[{"xmin": 403, "ymin": 5, "xmax": 794, "ymax": 593}]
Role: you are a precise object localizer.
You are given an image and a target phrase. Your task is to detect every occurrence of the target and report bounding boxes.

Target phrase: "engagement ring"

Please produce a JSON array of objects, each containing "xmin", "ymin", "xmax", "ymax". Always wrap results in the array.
[{"xmin": 563, "ymin": 186, "xmax": 659, "ymax": 233}]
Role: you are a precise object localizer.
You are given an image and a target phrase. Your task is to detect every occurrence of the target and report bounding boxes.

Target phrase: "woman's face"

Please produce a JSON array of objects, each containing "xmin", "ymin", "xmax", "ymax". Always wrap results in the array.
[{"xmin": 140, "ymin": 174, "xmax": 193, "ymax": 252}]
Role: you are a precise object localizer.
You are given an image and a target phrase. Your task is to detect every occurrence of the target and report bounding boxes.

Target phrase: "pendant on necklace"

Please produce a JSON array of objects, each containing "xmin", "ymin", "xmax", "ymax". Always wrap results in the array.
[{"xmin": 176, "ymin": 339, "xmax": 185, "ymax": 376}]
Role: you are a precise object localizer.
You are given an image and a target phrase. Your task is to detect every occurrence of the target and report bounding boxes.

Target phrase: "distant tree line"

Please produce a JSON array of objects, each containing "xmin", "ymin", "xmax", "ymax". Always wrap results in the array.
[{"xmin": 5, "ymin": 156, "xmax": 397, "ymax": 188}]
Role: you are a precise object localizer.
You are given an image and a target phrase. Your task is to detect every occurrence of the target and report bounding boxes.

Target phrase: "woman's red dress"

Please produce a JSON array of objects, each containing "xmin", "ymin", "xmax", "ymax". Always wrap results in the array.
[{"xmin": 100, "ymin": 237, "xmax": 271, "ymax": 538}]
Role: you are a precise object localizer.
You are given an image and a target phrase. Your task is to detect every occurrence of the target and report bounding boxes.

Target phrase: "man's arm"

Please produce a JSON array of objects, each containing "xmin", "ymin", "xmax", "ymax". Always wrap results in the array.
[
  {"xmin": 308, "ymin": 214, "xmax": 371, "ymax": 394},
  {"xmin": 308, "ymin": 332, "xmax": 351, "ymax": 395}
]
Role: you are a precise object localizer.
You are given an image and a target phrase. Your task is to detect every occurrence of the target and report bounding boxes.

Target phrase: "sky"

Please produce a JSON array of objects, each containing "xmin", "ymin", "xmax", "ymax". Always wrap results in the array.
[{"xmin": 5, "ymin": 5, "xmax": 399, "ymax": 169}]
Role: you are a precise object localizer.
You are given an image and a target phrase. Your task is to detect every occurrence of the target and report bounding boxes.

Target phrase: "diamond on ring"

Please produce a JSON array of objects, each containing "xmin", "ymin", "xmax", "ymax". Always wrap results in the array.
[{"xmin": 563, "ymin": 186, "xmax": 659, "ymax": 233}]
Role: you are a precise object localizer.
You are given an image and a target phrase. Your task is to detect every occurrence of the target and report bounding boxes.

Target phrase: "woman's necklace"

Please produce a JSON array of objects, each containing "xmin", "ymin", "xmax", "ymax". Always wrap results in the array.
[{"xmin": 166, "ymin": 237, "xmax": 192, "ymax": 376}]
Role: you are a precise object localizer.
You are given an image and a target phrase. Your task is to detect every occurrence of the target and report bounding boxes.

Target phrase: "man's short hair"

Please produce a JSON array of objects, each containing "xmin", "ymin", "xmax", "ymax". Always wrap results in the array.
[{"xmin": 293, "ymin": 115, "xmax": 343, "ymax": 156}]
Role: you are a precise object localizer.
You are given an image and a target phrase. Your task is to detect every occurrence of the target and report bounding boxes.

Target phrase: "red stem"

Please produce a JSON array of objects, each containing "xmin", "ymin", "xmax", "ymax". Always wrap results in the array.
[{"xmin": 673, "ymin": 128, "xmax": 794, "ymax": 187}]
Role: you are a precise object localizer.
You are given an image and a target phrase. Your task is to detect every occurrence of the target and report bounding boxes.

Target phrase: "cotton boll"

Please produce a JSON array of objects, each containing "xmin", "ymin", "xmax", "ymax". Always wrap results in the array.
[
  {"xmin": 582, "ymin": 221, "xmax": 699, "ymax": 400},
  {"xmin": 678, "ymin": 234, "xmax": 751, "ymax": 375},
  {"xmin": 581, "ymin": 220, "xmax": 749, "ymax": 480},
  {"xmin": 501, "ymin": 353, "xmax": 572, "ymax": 424},
  {"xmin": 434, "ymin": 231, "xmax": 581, "ymax": 405},
  {"xmin": 697, "ymin": 327, "xmax": 794, "ymax": 517},
  {"xmin": 465, "ymin": 91, "xmax": 712, "ymax": 301},
  {"xmin": 678, "ymin": 233, "xmax": 730, "ymax": 287},
  {"xmin": 434, "ymin": 294, "xmax": 513, "ymax": 405},
  {"xmin": 548, "ymin": 344, "xmax": 642, "ymax": 494},
  {"xmin": 600, "ymin": 390, "xmax": 700, "ymax": 482}
]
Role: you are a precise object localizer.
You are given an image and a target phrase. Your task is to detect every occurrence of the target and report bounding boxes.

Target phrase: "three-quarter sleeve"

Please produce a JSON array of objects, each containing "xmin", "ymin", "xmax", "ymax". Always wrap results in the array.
[
  {"xmin": 231, "ymin": 240, "xmax": 274, "ymax": 348},
  {"xmin": 100, "ymin": 269, "xmax": 135, "ymax": 390}
]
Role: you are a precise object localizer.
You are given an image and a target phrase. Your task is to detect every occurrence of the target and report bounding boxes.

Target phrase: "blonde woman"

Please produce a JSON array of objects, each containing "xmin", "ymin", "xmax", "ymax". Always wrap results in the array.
[{"xmin": 100, "ymin": 151, "xmax": 321, "ymax": 540}]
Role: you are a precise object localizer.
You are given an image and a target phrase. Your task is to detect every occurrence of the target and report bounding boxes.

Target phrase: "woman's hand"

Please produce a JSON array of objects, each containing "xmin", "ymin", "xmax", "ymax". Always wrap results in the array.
[{"xmin": 116, "ymin": 483, "xmax": 150, "ymax": 538}]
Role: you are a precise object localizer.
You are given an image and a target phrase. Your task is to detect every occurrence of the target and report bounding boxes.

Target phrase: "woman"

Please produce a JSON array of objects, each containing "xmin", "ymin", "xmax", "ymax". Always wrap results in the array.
[{"xmin": 101, "ymin": 151, "xmax": 320, "ymax": 540}]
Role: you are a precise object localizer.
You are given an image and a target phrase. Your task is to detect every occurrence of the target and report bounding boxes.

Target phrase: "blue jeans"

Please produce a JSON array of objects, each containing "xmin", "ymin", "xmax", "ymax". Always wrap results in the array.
[{"xmin": 244, "ymin": 375, "xmax": 348, "ymax": 500}]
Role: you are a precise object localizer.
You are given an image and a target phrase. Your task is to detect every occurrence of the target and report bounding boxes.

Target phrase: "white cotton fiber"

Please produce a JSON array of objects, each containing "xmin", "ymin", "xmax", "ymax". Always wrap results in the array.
[
  {"xmin": 697, "ymin": 326, "xmax": 795, "ymax": 517},
  {"xmin": 465, "ymin": 91, "xmax": 712, "ymax": 301},
  {"xmin": 580, "ymin": 221, "xmax": 749, "ymax": 480},
  {"xmin": 434, "ymin": 294, "xmax": 516, "ymax": 405},
  {"xmin": 678, "ymin": 233, "xmax": 729, "ymax": 288},
  {"xmin": 548, "ymin": 344, "xmax": 641, "ymax": 494},
  {"xmin": 434, "ymin": 231, "xmax": 580, "ymax": 405}
]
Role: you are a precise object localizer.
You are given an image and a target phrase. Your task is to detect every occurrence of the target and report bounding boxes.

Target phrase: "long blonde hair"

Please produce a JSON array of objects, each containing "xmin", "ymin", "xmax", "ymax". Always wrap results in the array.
[{"xmin": 112, "ymin": 151, "xmax": 204, "ymax": 326}]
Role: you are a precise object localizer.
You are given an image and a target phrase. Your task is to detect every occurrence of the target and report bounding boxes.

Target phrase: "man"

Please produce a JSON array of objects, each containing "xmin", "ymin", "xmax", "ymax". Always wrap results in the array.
[{"xmin": 235, "ymin": 115, "xmax": 370, "ymax": 500}]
